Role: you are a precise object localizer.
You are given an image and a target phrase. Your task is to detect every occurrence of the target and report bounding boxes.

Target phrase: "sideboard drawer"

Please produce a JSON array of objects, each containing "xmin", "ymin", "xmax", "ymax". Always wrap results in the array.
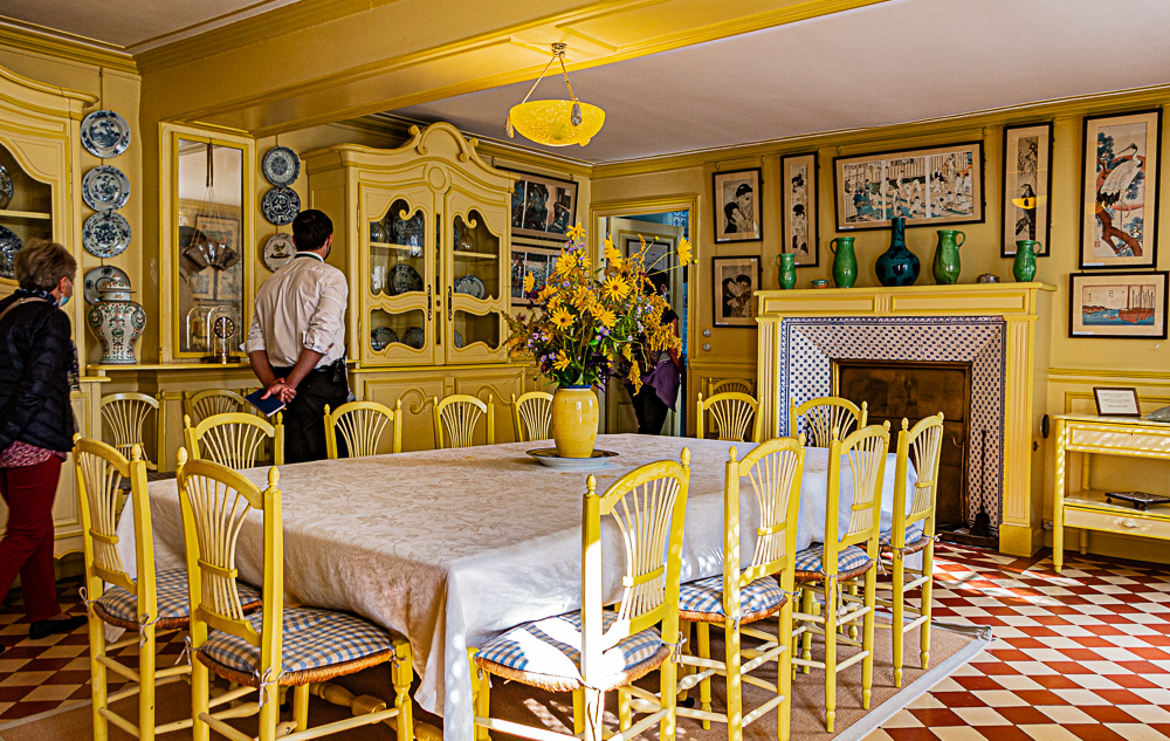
[
  {"xmin": 1065, "ymin": 506, "xmax": 1170, "ymax": 541},
  {"xmin": 1068, "ymin": 426, "xmax": 1170, "ymax": 454}
]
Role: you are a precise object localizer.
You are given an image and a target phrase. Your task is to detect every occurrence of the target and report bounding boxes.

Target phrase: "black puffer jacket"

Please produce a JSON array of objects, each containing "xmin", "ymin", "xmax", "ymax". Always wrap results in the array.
[{"xmin": 0, "ymin": 293, "xmax": 76, "ymax": 453}]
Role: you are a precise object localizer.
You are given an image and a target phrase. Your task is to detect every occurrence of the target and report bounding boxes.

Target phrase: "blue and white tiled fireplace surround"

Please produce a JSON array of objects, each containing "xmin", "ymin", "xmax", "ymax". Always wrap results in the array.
[{"xmin": 777, "ymin": 316, "xmax": 1006, "ymax": 533}]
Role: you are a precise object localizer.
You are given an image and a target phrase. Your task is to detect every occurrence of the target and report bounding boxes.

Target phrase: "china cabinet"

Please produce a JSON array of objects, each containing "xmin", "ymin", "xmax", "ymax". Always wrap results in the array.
[{"xmin": 0, "ymin": 64, "xmax": 100, "ymax": 556}]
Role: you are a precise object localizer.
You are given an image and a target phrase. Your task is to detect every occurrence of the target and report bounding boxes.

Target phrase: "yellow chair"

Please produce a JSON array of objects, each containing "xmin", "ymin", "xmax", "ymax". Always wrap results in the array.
[
  {"xmin": 791, "ymin": 422, "xmax": 890, "ymax": 733},
  {"xmin": 73, "ymin": 437, "xmax": 259, "ymax": 741},
  {"xmin": 676, "ymin": 436, "xmax": 805, "ymax": 741},
  {"xmin": 176, "ymin": 449, "xmax": 414, "ymax": 741},
  {"xmin": 99, "ymin": 393, "xmax": 161, "ymax": 471},
  {"xmin": 469, "ymin": 450, "xmax": 691, "ymax": 741},
  {"xmin": 789, "ymin": 396, "xmax": 868, "ymax": 447},
  {"xmin": 708, "ymin": 378, "xmax": 754, "ymax": 396},
  {"xmin": 323, "ymin": 400, "xmax": 403, "ymax": 458},
  {"xmin": 510, "ymin": 391, "xmax": 553, "ymax": 442},
  {"xmin": 876, "ymin": 413, "xmax": 944, "ymax": 687},
  {"xmin": 183, "ymin": 411, "xmax": 285, "ymax": 469},
  {"xmin": 185, "ymin": 389, "xmax": 250, "ymax": 424},
  {"xmin": 695, "ymin": 391, "xmax": 761, "ymax": 442},
  {"xmin": 432, "ymin": 394, "xmax": 494, "ymax": 449}
]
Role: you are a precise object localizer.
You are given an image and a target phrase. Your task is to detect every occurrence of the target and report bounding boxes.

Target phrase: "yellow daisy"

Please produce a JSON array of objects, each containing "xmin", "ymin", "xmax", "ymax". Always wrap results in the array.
[
  {"xmin": 676, "ymin": 237, "xmax": 693, "ymax": 266},
  {"xmin": 567, "ymin": 223, "xmax": 586, "ymax": 241},
  {"xmin": 603, "ymin": 275, "xmax": 630, "ymax": 300},
  {"xmin": 551, "ymin": 307, "xmax": 573, "ymax": 329},
  {"xmin": 603, "ymin": 238, "xmax": 623, "ymax": 266},
  {"xmin": 554, "ymin": 254, "xmax": 575, "ymax": 276},
  {"xmin": 595, "ymin": 307, "xmax": 617, "ymax": 328},
  {"xmin": 553, "ymin": 352, "xmax": 570, "ymax": 371},
  {"xmin": 523, "ymin": 272, "xmax": 535, "ymax": 293}
]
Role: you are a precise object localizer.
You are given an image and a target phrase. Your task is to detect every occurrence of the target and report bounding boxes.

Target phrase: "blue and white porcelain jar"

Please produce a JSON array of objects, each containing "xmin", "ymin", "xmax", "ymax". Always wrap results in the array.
[{"xmin": 86, "ymin": 275, "xmax": 145, "ymax": 364}]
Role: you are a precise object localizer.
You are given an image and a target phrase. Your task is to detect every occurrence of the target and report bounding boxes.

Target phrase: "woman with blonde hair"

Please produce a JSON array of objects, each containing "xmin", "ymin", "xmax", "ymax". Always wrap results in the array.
[{"xmin": 0, "ymin": 239, "xmax": 85, "ymax": 650}]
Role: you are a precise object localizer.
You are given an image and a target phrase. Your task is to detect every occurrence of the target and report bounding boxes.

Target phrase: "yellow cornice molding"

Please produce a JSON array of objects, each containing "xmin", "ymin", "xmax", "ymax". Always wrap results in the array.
[
  {"xmin": 593, "ymin": 82, "xmax": 1170, "ymax": 178},
  {"xmin": 1048, "ymin": 368, "xmax": 1170, "ymax": 386},
  {"xmin": 0, "ymin": 18, "xmax": 138, "ymax": 75}
]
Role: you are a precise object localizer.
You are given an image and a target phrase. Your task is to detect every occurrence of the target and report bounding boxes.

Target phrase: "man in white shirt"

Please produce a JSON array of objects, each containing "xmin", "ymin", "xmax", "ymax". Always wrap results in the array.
[{"xmin": 245, "ymin": 209, "xmax": 349, "ymax": 462}]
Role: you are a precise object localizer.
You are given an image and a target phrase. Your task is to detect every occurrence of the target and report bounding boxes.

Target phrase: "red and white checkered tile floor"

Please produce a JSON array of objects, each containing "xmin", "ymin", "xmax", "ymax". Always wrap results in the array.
[{"xmin": 2, "ymin": 543, "xmax": 1168, "ymax": 738}]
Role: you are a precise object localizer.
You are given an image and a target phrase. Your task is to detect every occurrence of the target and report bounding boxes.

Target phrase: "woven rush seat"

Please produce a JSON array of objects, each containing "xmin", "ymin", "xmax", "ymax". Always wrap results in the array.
[
  {"xmin": 474, "ymin": 611, "xmax": 670, "ymax": 693},
  {"xmin": 198, "ymin": 607, "xmax": 400, "ymax": 686},
  {"xmin": 93, "ymin": 567, "xmax": 260, "ymax": 631},
  {"xmin": 678, "ymin": 573, "xmax": 788, "ymax": 622},
  {"xmin": 879, "ymin": 522, "xmax": 927, "ymax": 555},
  {"xmin": 794, "ymin": 544, "xmax": 873, "ymax": 581}
]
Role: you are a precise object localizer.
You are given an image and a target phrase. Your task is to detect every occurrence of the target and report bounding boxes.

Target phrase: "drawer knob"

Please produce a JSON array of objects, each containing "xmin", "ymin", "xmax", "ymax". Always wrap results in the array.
[{"xmin": 1122, "ymin": 519, "xmax": 1139, "ymax": 528}]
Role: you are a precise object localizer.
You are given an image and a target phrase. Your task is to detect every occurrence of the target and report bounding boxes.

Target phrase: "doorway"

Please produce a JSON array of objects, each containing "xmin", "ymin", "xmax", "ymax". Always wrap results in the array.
[{"xmin": 599, "ymin": 210, "xmax": 690, "ymax": 436}]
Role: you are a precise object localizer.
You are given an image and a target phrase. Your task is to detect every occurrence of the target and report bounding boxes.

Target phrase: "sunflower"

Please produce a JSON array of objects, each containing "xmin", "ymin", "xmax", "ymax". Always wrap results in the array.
[
  {"xmin": 603, "ymin": 238, "xmax": 623, "ymax": 267},
  {"xmin": 523, "ymin": 272, "xmax": 535, "ymax": 293},
  {"xmin": 567, "ymin": 223, "xmax": 586, "ymax": 241},
  {"xmin": 551, "ymin": 307, "xmax": 573, "ymax": 329},
  {"xmin": 603, "ymin": 275, "xmax": 631, "ymax": 301},
  {"xmin": 553, "ymin": 351, "xmax": 570, "ymax": 371},
  {"xmin": 595, "ymin": 307, "xmax": 617, "ymax": 328},
  {"xmin": 676, "ymin": 237, "xmax": 693, "ymax": 266}
]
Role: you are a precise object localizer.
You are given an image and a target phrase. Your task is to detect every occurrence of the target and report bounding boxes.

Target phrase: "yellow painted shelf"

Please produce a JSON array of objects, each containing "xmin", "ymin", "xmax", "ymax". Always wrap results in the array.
[{"xmin": 0, "ymin": 209, "xmax": 52, "ymax": 221}]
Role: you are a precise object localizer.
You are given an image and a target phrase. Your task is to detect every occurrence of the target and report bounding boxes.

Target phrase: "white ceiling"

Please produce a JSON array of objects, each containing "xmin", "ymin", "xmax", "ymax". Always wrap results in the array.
[{"xmin": 394, "ymin": 0, "xmax": 1170, "ymax": 164}]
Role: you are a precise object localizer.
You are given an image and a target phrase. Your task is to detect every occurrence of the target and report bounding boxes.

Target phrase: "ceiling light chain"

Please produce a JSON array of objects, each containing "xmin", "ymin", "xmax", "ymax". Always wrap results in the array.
[{"xmin": 506, "ymin": 42, "xmax": 605, "ymax": 147}]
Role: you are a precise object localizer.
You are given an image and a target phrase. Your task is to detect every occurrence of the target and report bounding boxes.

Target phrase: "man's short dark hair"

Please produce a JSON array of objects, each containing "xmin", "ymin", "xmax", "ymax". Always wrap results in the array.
[{"xmin": 293, "ymin": 209, "xmax": 333, "ymax": 252}]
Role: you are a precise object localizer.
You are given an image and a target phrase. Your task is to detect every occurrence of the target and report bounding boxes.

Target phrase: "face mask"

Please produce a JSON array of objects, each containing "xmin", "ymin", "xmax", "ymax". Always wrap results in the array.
[{"xmin": 58, "ymin": 294, "xmax": 70, "ymax": 307}]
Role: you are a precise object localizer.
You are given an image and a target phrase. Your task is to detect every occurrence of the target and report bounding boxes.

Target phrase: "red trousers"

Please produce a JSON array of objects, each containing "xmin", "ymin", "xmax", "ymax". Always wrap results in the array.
[{"xmin": 0, "ymin": 456, "xmax": 63, "ymax": 622}]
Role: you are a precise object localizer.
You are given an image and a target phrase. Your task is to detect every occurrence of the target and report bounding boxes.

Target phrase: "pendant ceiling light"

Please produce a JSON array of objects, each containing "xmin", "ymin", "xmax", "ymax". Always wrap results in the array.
[{"xmin": 506, "ymin": 43, "xmax": 605, "ymax": 147}]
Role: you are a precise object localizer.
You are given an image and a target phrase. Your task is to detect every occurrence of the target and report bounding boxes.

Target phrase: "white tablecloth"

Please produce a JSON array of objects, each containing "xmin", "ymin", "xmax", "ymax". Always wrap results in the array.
[{"xmin": 115, "ymin": 434, "xmax": 914, "ymax": 741}]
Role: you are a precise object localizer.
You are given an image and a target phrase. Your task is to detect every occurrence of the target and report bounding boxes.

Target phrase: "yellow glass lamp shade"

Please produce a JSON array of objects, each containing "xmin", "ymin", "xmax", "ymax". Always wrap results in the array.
[{"xmin": 508, "ymin": 99, "xmax": 605, "ymax": 147}]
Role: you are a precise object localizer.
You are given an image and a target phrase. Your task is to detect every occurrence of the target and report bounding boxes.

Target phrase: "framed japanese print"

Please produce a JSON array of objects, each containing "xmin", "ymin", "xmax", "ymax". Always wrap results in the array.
[
  {"xmin": 1068, "ymin": 271, "xmax": 1168, "ymax": 339},
  {"xmin": 833, "ymin": 141, "xmax": 983, "ymax": 230},
  {"xmin": 1002, "ymin": 122, "xmax": 1052, "ymax": 256},
  {"xmin": 1080, "ymin": 110, "xmax": 1161, "ymax": 268},
  {"xmin": 510, "ymin": 242, "xmax": 560, "ymax": 307},
  {"xmin": 781, "ymin": 153, "xmax": 818, "ymax": 266},
  {"xmin": 712, "ymin": 255, "xmax": 760, "ymax": 327},
  {"xmin": 506, "ymin": 169, "xmax": 578, "ymax": 241},
  {"xmin": 713, "ymin": 168, "xmax": 762, "ymax": 243}
]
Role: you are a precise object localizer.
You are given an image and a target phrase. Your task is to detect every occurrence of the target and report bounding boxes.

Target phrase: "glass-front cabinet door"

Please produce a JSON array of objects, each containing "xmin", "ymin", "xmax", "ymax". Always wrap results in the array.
[
  {"xmin": 364, "ymin": 186, "xmax": 436, "ymax": 365},
  {"xmin": 0, "ymin": 143, "xmax": 53, "ymax": 292},
  {"xmin": 445, "ymin": 197, "xmax": 506, "ymax": 363}
]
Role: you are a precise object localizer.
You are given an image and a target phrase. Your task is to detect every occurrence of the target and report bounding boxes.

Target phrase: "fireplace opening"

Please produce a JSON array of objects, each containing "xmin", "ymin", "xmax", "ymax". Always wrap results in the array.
[{"xmin": 834, "ymin": 359, "xmax": 992, "ymax": 544}]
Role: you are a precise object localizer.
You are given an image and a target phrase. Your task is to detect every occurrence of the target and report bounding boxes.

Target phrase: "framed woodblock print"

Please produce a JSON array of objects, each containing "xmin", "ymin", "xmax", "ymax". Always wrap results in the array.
[
  {"xmin": 505, "ymin": 169, "xmax": 578, "ymax": 241},
  {"xmin": 1002, "ymin": 122, "xmax": 1053, "ymax": 256},
  {"xmin": 781, "ymin": 153, "xmax": 818, "ymax": 266},
  {"xmin": 713, "ymin": 168, "xmax": 762, "ymax": 243},
  {"xmin": 712, "ymin": 255, "xmax": 760, "ymax": 327},
  {"xmin": 833, "ymin": 141, "xmax": 984, "ymax": 230},
  {"xmin": 1080, "ymin": 110, "xmax": 1161, "ymax": 268},
  {"xmin": 1069, "ymin": 271, "xmax": 1168, "ymax": 339}
]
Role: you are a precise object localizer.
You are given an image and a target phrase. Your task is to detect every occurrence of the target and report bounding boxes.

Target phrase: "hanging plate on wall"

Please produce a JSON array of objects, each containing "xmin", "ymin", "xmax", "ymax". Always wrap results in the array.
[
  {"xmin": 82, "ymin": 166, "xmax": 131, "ymax": 211},
  {"xmin": 80, "ymin": 110, "xmax": 132, "ymax": 158},
  {"xmin": 262, "ymin": 232, "xmax": 295, "ymax": 272},
  {"xmin": 261, "ymin": 186, "xmax": 300, "ymax": 225},
  {"xmin": 83, "ymin": 265, "xmax": 132, "ymax": 305},
  {"xmin": 262, "ymin": 146, "xmax": 300, "ymax": 187},
  {"xmin": 82, "ymin": 211, "xmax": 132, "ymax": 258}
]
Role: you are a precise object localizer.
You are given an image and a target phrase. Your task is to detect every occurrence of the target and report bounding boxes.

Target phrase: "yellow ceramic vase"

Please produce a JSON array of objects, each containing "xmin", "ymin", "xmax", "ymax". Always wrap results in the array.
[{"xmin": 551, "ymin": 385, "xmax": 599, "ymax": 458}]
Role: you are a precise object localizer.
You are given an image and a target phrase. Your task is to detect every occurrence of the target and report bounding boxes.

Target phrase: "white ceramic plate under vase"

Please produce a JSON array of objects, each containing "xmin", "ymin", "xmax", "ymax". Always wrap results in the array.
[{"xmin": 526, "ymin": 448, "xmax": 618, "ymax": 470}]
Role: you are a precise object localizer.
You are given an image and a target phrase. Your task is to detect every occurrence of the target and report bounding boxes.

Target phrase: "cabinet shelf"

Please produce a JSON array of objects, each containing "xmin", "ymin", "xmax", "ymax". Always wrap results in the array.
[
  {"xmin": 371, "ymin": 241, "xmax": 423, "ymax": 253},
  {"xmin": 453, "ymin": 250, "xmax": 500, "ymax": 260},
  {"xmin": 0, "ymin": 209, "xmax": 52, "ymax": 221}
]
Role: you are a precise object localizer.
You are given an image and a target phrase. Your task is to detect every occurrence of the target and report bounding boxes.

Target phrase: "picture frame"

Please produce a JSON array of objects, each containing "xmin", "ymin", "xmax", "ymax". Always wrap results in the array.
[
  {"xmin": 625, "ymin": 235, "xmax": 675, "ymax": 273},
  {"xmin": 1068, "ymin": 270, "xmax": 1168, "ymax": 339},
  {"xmin": 712, "ymin": 255, "xmax": 761, "ymax": 327},
  {"xmin": 1093, "ymin": 386, "xmax": 1141, "ymax": 417},
  {"xmin": 713, "ymin": 168, "xmax": 762, "ymax": 243},
  {"xmin": 510, "ymin": 241, "xmax": 561, "ymax": 307},
  {"xmin": 1080, "ymin": 109, "xmax": 1162, "ymax": 269},
  {"xmin": 781, "ymin": 152, "xmax": 818, "ymax": 266},
  {"xmin": 833, "ymin": 141, "xmax": 984, "ymax": 230},
  {"xmin": 504, "ymin": 169, "xmax": 578, "ymax": 242},
  {"xmin": 1002, "ymin": 122, "xmax": 1053, "ymax": 257}
]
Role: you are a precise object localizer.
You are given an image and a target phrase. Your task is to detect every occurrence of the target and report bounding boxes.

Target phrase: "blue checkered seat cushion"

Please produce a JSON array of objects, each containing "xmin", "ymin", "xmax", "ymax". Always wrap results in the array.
[
  {"xmin": 793, "ymin": 545, "xmax": 872, "ymax": 579},
  {"xmin": 678, "ymin": 574, "xmax": 787, "ymax": 623},
  {"xmin": 879, "ymin": 522, "xmax": 925, "ymax": 547},
  {"xmin": 93, "ymin": 567, "xmax": 260, "ymax": 631},
  {"xmin": 197, "ymin": 608, "xmax": 399, "ymax": 685},
  {"xmin": 474, "ymin": 610, "xmax": 670, "ymax": 692}
]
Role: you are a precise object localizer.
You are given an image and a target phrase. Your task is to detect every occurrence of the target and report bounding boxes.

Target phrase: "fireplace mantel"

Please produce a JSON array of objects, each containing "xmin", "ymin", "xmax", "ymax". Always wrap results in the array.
[{"xmin": 755, "ymin": 282, "xmax": 1056, "ymax": 556}]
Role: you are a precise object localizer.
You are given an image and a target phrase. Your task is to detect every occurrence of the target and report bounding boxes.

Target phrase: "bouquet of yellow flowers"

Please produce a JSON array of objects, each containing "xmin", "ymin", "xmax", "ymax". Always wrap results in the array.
[{"xmin": 506, "ymin": 224, "xmax": 692, "ymax": 392}]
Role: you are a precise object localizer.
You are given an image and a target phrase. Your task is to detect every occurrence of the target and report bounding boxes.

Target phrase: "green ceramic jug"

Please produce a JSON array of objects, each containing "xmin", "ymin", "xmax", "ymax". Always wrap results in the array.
[
  {"xmin": 932, "ymin": 229, "xmax": 965, "ymax": 284},
  {"xmin": 829, "ymin": 236, "xmax": 857, "ymax": 288},
  {"xmin": 776, "ymin": 252, "xmax": 796, "ymax": 290},
  {"xmin": 1013, "ymin": 240, "xmax": 1040, "ymax": 282}
]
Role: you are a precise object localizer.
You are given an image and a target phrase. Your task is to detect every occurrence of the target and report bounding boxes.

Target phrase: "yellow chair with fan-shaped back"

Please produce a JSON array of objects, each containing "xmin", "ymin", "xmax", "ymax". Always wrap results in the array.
[
  {"xmin": 790, "ymin": 396, "xmax": 868, "ymax": 447},
  {"xmin": 324, "ymin": 400, "xmax": 403, "ymax": 458},
  {"xmin": 433, "ymin": 394, "xmax": 494, "ymax": 449},
  {"xmin": 99, "ymin": 392, "xmax": 160, "ymax": 470},
  {"xmin": 510, "ymin": 391, "xmax": 553, "ymax": 442},
  {"xmin": 184, "ymin": 389, "xmax": 250, "ymax": 425},
  {"xmin": 696, "ymin": 391, "xmax": 761, "ymax": 443},
  {"xmin": 183, "ymin": 412, "xmax": 284, "ymax": 469}
]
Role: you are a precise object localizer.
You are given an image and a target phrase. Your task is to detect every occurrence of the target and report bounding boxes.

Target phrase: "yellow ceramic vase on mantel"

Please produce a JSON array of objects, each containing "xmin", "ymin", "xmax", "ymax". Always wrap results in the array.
[{"xmin": 551, "ymin": 386, "xmax": 599, "ymax": 458}]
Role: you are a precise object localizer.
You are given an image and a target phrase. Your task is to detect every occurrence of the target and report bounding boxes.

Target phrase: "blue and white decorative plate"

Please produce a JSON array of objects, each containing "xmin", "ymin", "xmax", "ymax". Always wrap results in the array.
[
  {"xmin": 370, "ymin": 326, "xmax": 398, "ymax": 351},
  {"xmin": 453, "ymin": 274, "xmax": 486, "ymax": 299},
  {"xmin": 403, "ymin": 326, "xmax": 425, "ymax": 349},
  {"xmin": 80, "ymin": 110, "xmax": 131, "ymax": 158},
  {"xmin": 82, "ymin": 166, "xmax": 130, "ymax": 211},
  {"xmin": 0, "ymin": 225, "xmax": 22, "ymax": 279},
  {"xmin": 0, "ymin": 165, "xmax": 12, "ymax": 209},
  {"xmin": 82, "ymin": 211, "xmax": 132, "ymax": 258},
  {"xmin": 261, "ymin": 186, "xmax": 300, "ymax": 225},
  {"xmin": 388, "ymin": 263, "xmax": 423, "ymax": 295},
  {"xmin": 83, "ymin": 265, "xmax": 131, "ymax": 305},
  {"xmin": 261, "ymin": 146, "xmax": 300, "ymax": 187}
]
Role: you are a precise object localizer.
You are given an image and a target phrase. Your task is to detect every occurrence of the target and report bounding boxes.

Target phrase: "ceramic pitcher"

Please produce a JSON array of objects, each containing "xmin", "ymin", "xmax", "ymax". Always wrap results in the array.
[
  {"xmin": 829, "ymin": 236, "xmax": 857, "ymax": 288},
  {"xmin": 875, "ymin": 217, "xmax": 920, "ymax": 286},
  {"xmin": 1013, "ymin": 239, "xmax": 1040, "ymax": 282},
  {"xmin": 776, "ymin": 252, "xmax": 796, "ymax": 290},
  {"xmin": 932, "ymin": 229, "xmax": 965, "ymax": 284},
  {"xmin": 86, "ymin": 275, "xmax": 146, "ymax": 364}
]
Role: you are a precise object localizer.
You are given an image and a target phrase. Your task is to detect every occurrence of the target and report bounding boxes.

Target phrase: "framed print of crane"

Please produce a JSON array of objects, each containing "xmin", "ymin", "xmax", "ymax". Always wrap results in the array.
[{"xmin": 1080, "ymin": 110, "xmax": 1161, "ymax": 269}]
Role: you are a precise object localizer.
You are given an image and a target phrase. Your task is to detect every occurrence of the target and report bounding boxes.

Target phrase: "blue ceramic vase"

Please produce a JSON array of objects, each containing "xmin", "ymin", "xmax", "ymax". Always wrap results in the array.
[{"xmin": 875, "ymin": 217, "xmax": 920, "ymax": 286}]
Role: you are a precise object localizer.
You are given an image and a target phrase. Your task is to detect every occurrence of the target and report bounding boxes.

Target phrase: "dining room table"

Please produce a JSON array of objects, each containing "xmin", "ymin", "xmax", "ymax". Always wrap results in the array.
[{"xmin": 114, "ymin": 433, "xmax": 915, "ymax": 741}]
